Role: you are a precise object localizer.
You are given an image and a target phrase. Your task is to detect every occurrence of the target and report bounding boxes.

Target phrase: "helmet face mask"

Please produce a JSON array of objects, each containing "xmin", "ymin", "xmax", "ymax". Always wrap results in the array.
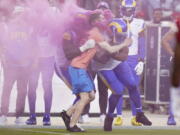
[
  {"xmin": 121, "ymin": 6, "xmax": 135, "ymax": 21},
  {"xmin": 120, "ymin": 0, "xmax": 136, "ymax": 21}
]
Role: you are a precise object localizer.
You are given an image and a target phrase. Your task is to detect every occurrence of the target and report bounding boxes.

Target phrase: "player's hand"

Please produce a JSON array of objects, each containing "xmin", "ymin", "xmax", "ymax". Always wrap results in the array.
[
  {"xmin": 80, "ymin": 39, "xmax": 95, "ymax": 52},
  {"xmin": 122, "ymin": 38, "xmax": 132, "ymax": 47},
  {"xmin": 134, "ymin": 61, "xmax": 144, "ymax": 75}
]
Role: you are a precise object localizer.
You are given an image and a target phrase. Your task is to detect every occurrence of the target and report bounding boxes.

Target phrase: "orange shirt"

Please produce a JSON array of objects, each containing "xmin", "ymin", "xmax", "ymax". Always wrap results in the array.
[
  {"xmin": 70, "ymin": 27, "xmax": 104, "ymax": 69},
  {"xmin": 70, "ymin": 48, "xmax": 97, "ymax": 69}
]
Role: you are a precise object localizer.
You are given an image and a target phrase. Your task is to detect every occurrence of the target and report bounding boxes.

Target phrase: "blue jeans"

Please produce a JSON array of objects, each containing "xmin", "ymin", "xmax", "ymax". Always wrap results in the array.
[{"xmin": 28, "ymin": 56, "xmax": 54, "ymax": 114}]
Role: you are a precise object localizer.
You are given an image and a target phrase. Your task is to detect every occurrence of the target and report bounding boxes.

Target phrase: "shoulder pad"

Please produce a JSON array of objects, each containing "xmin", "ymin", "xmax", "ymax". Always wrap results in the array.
[{"xmin": 109, "ymin": 18, "xmax": 127, "ymax": 33}]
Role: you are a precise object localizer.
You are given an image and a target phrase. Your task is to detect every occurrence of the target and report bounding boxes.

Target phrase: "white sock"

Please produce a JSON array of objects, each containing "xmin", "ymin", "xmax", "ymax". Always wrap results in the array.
[
  {"xmin": 170, "ymin": 86, "xmax": 180, "ymax": 117},
  {"xmin": 117, "ymin": 115, "xmax": 122, "ymax": 117}
]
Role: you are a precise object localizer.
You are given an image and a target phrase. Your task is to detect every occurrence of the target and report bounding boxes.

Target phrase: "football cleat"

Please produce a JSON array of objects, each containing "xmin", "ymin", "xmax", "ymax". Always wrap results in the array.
[
  {"xmin": 131, "ymin": 116, "xmax": 142, "ymax": 126},
  {"xmin": 26, "ymin": 114, "xmax": 37, "ymax": 125},
  {"xmin": 136, "ymin": 112, "xmax": 152, "ymax": 126},
  {"xmin": 43, "ymin": 114, "xmax": 51, "ymax": 126},
  {"xmin": 167, "ymin": 115, "xmax": 176, "ymax": 125},
  {"xmin": 114, "ymin": 116, "xmax": 123, "ymax": 126},
  {"xmin": 15, "ymin": 117, "xmax": 25, "ymax": 125}
]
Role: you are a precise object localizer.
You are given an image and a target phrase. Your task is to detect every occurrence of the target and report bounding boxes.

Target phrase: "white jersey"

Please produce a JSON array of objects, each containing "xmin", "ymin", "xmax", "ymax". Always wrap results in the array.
[
  {"xmin": 92, "ymin": 58, "xmax": 121, "ymax": 71},
  {"xmin": 128, "ymin": 18, "xmax": 145, "ymax": 56},
  {"xmin": 91, "ymin": 32, "xmax": 121, "ymax": 71}
]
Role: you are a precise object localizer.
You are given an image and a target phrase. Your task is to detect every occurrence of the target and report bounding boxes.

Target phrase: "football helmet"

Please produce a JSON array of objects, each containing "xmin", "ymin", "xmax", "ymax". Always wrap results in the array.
[
  {"xmin": 109, "ymin": 18, "xmax": 128, "ymax": 44},
  {"xmin": 120, "ymin": 0, "xmax": 136, "ymax": 21},
  {"xmin": 109, "ymin": 18, "xmax": 129, "ymax": 61}
]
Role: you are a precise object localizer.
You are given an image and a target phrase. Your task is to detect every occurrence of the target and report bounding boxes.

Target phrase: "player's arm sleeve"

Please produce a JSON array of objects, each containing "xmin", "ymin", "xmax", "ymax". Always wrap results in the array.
[
  {"xmin": 138, "ymin": 21, "xmax": 146, "ymax": 61},
  {"xmin": 62, "ymin": 32, "xmax": 82, "ymax": 60},
  {"xmin": 138, "ymin": 32, "xmax": 145, "ymax": 61}
]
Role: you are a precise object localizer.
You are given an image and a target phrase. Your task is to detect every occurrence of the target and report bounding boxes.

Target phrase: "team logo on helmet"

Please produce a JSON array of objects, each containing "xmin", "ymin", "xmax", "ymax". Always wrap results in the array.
[
  {"xmin": 120, "ymin": 0, "xmax": 136, "ymax": 21},
  {"xmin": 109, "ymin": 18, "xmax": 128, "ymax": 43}
]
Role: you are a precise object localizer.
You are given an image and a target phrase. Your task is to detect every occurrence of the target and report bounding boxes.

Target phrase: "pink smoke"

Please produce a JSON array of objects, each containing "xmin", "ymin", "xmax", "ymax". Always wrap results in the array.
[
  {"xmin": 1, "ymin": 0, "xmax": 88, "ymax": 47},
  {"xmin": 22, "ymin": 0, "xmax": 87, "ymax": 45},
  {"xmin": 0, "ymin": 0, "xmax": 17, "ymax": 20}
]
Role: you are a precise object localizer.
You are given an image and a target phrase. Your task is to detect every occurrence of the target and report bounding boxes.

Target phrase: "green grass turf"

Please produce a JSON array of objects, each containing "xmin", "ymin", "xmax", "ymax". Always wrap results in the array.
[{"xmin": 0, "ymin": 128, "xmax": 180, "ymax": 135}]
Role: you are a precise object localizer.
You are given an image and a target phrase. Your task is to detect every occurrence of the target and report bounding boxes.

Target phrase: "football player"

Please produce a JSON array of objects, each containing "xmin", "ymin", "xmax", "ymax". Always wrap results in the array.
[
  {"xmin": 92, "ymin": 16, "xmax": 151, "ymax": 131},
  {"xmin": 113, "ymin": 0, "xmax": 147, "ymax": 126}
]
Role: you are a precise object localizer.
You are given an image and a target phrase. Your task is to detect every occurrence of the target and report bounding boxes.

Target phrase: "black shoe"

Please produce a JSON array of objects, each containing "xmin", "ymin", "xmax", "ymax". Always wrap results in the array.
[
  {"xmin": 60, "ymin": 110, "xmax": 70, "ymax": 130},
  {"xmin": 68, "ymin": 125, "xmax": 85, "ymax": 132},
  {"xmin": 136, "ymin": 112, "xmax": 152, "ymax": 126},
  {"xmin": 26, "ymin": 114, "xmax": 37, "ymax": 125},
  {"xmin": 104, "ymin": 115, "xmax": 113, "ymax": 131},
  {"xmin": 43, "ymin": 114, "xmax": 51, "ymax": 126}
]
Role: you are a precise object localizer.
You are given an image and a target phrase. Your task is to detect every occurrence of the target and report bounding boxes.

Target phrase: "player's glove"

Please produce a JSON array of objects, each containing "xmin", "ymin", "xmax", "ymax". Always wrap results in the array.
[
  {"xmin": 134, "ymin": 61, "xmax": 144, "ymax": 75},
  {"xmin": 171, "ymin": 87, "xmax": 180, "ymax": 117},
  {"xmin": 79, "ymin": 39, "xmax": 95, "ymax": 52}
]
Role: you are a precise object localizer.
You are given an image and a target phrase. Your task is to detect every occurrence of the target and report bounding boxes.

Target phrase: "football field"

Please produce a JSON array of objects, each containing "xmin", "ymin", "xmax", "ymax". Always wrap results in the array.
[{"xmin": 1, "ymin": 127, "xmax": 180, "ymax": 135}]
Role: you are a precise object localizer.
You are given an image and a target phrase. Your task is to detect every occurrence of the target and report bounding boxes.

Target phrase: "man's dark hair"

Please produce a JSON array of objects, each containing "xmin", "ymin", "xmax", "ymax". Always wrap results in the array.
[{"xmin": 89, "ymin": 12, "xmax": 101, "ymax": 25}]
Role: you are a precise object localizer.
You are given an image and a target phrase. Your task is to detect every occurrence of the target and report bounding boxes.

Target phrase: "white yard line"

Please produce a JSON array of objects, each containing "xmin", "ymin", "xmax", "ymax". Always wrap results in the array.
[
  {"xmin": 14, "ymin": 128, "xmax": 73, "ymax": 135},
  {"xmin": 1, "ymin": 125, "xmax": 180, "ymax": 130}
]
